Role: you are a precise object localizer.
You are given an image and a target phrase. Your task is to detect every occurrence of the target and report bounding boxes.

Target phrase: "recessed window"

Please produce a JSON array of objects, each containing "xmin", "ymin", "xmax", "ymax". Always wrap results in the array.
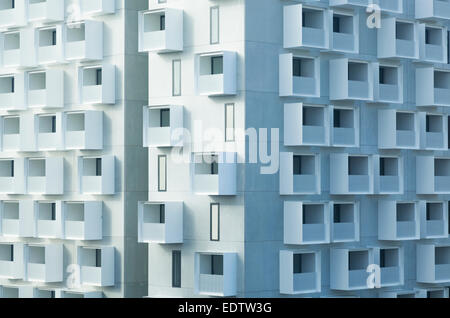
[
  {"xmin": 38, "ymin": 115, "xmax": 56, "ymax": 133},
  {"xmin": 348, "ymin": 251, "xmax": 368, "ymax": 271},
  {"xmin": 159, "ymin": 14, "xmax": 165, "ymax": 31},
  {"xmin": 0, "ymin": 76, "xmax": 15, "ymax": 93},
  {"xmin": 333, "ymin": 14, "xmax": 353, "ymax": 34},
  {"xmin": 426, "ymin": 203, "xmax": 443, "ymax": 221},
  {"xmin": 211, "ymin": 56, "xmax": 223, "ymax": 75},
  {"xmin": 293, "ymin": 155, "xmax": 315, "ymax": 175},
  {"xmin": 395, "ymin": 22, "xmax": 413, "ymax": 41},
  {"xmin": 333, "ymin": 109, "xmax": 354, "ymax": 128},
  {"xmin": 172, "ymin": 250, "xmax": 181, "ymax": 288},
  {"xmin": 158, "ymin": 155, "xmax": 167, "ymax": 192},
  {"xmin": 426, "ymin": 27, "xmax": 442, "ymax": 45},
  {"xmin": 160, "ymin": 109, "xmax": 170, "ymax": 127},
  {"xmin": 293, "ymin": 253, "xmax": 315, "ymax": 274},
  {"xmin": 210, "ymin": 255, "xmax": 223, "ymax": 275},
  {"xmin": 426, "ymin": 115, "xmax": 443, "ymax": 132},
  {"xmin": 293, "ymin": 57, "xmax": 314, "ymax": 78},
  {"xmin": 225, "ymin": 103, "xmax": 235, "ymax": 142},
  {"xmin": 333, "ymin": 204, "xmax": 354, "ymax": 224},
  {"xmin": 380, "ymin": 157, "xmax": 398, "ymax": 176},
  {"xmin": 210, "ymin": 6, "xmax": 219, "ymax": 44},
  {"xmin": 0, "ymin": 160, "xmax": 14, "ymax": 177},
  {"xmin": 379, "ymin": 66, "xmax": 398, "ymax": 85},
  {"xmin": 172, "ymin": 59, "xmax": 181, "ymax": 96},
  {"xmin": 348, "ymin": 157, "xmax": 368, "ymax": 176},
  {"xmin": 210, "ymin": 203, "xmax": 220, "ymax": 241}
]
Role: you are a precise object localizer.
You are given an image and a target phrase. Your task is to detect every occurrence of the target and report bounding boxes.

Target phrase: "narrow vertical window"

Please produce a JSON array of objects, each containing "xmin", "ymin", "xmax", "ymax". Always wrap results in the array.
[
  {"xmin": 9, "ymin": 245, "xmax": 14, "ymax": 262},
  {"xmin": 160, "ymin": 109, "xmax": 170, "ymax": 127},
  {"xmin": 293, "ymin": 155, "xmax": 302, "ymax": 175},
  {"xmin": 160, "ymin": 15, "xmax": 166, "ymax": 31},
  {"xmin": 293, "ymin": 58, "xmax": 302, "ymax": 77},
  {"xmin": 96, "ymin": 158, "xmax": 102, "ymax": 176},
  {"xmin": 211, "ymin": 56, "xmax": 223, "ymax": 75},
  {"xmin": 172, "ymin": 250, "xmax": 181, "ymax": 288},
  {"xmin": 51, "ymin": 202, "xmax": 56, "ymax": 221},
  {"xmin": 10, "ymin": 160, "xmax": 14, "ymax": 177},
  {"xmin": 52, "ymin": 30, "xmax": 57, "ymax": 46},
  {"xmin": 333, "ymin": 16, "xmax": 340, "ymax": 33},
  {"xmin": 380, "ymin": 158, "xmax": 386, "ymax": 176},
  {"xmin": 51, "ymin": 116, "xmax": 56, "ymax": 133},
  {"xmin": 95, "ymin": 249, "xmax": 102, "ymax": 267},
  {"xmin": 11, "ymin": 77, "xmax": 14, "ymax": 93},
  {"xmin": 211, "ymin": 255, "xmax": 223, "ymax": 275},
  {"xmin": 96, "ymin": 69, "xmax": 102, "ymax": 86},
  {"xmin": 172, "ymin": 60, "xmax": 181, "ymax": 96},
  {"xmin": 225, "ymin": 103, "xmax": 235, "ymax": 142},
  {"xmin": 210, "ymin": 203, "xmax": 220, "ymax": 241},
  {"xmin": 159, "ymin": 204, "xmax": 165, "ymax": 224},
  {"xmin": 210, "ymin": 7, "xmax": 219, "ymax": 44},
  {"xmin": 158, "ymin": 155, "xmax": 167, "ymax": 192},
  {"xmin": 333, "ymin": 204, "xmax": 341, "ymax": 223}
]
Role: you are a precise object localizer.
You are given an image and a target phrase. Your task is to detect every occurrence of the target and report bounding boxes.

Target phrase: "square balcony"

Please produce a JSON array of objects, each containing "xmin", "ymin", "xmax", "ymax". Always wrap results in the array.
[
  {"xmin": 80, "ymin": 0, "xmax": 115, "ymax": 17},
  {"xmin": 19, "ymin": 286, "xmax": 59, "ymax": 298},
  {"xmin": 420, "ymin": 25, "xmax": 448, "ymax": 63},
  {"xmin": 416, "ymin": 67, "xmax": 450, "ymax": 107},
  {"xmin": 279, "ymin": 54, "xmax": 320, "ymax": 97},
  {"xmin": 138, "ymin": 201, "xmax": 183, "ymax": 244},
  {"xmin": 420, "ymin": 201, "xmax": 448, "ymax": 239},
  {"xmin": 63, "ymin": 201, "xmax": 102, "ymax": 241},
  {"xmin": 375, "ymin": 247, "xmax": 404, "ymax": 287},
  {"xmin": 375, "ymin": 64, "xmax": 403, "ymax": 103},
  {"xmin": 36, "ymin": 201, "xmax": 62, "ymax": 239},
  {"xmin": 0, "ymin": 31, "xmax": 21, "ymax": 68},
  {"xmin": 0, "ymin": 243, "xmax": 24, "ymax": 280},
  {"xmin": 194, "ymin": 252, "xmax": 237, "ymax": 297},
  {"xmin": 330, "ymin": 58, "xmax": 373, "ymax": 101},
  {"xmin": 64, "ymin": 111, "xmax": 103, "ymax": 150},
  {"xmin": 279, "ymin": 250, "xmax": 321, "ymax": 295},
  {"xmin": 331, "ymin": 202, "xmax": 360, "ymax": 243},
  {"xmin": 330, "ymin": 106, "xmax": 359, "ymax": 147},
  {"xmin": 25, "ymin": 244, "xmax": 63, "ymax": 283},
  {"xmin": 0, "ymin": 73, "xmax": 26, "ymax": 111},
  {"xmin": 36, "ymin": 25, "xmax": 64, "ymax": 65},
  {"xmin": 330, "ymin": 153, "xmax": 373, "ymax": 195},
  {"xmin": 417, "ymin": 244, "xmax": 450, "ymax": 283},
  {"xmin": 330, "ymin": 248, "xmax": 374, "ymax": 291},
  {"xmin": 192, "ymin": 152, "xmax": 236, "ymax": 196},
  {"xmin": 138, "ymin": 8, "xmax": 183, "ymax": 53},
  {"xmin": 0, "ymin": 286, "xmax": 19, "ymax": 298},
  {"xmin": 78, "ymin": 64, "xmax": 115, "ymax": 105},
  {"xmin": 27, "ymin": 157, "xmax": 64, "ymax": 195},
  {"xmin": 416, "ymin": 0, "xmax": 450, "ymax": 21},
  {"xmin": 374, "ymin": 0, "xmax": 403, "ymax": 13},
  {"xmin": 375, "ymin": 156, "xmax": 403, "ymax": 194},
  {"xmin": 420, "ymin": 288, "xmax": 450, "ymax": 298},
  {"xmin": 329, "ymin": 0, "xmax": 370, "ymax": 8},
  {"xmin": 380, "ymin": 290, "xmax": 425, "ymax": 298},
  {"xmin": 65, "ymin": 20, "xmax": 103, "ymax": 61},
  {"xmin": 280, "ymin": 152, "xmax": 320, "ymax": 195},
  {"xmin": 27, "ymin": 69, "xmax": 64, "ymax": 109},
  {"xmin": 331, "ymin": 11, "xmax": 359, "ymax": 53},
  {"xmin": 27, "ymin": 0, "xmax": 64, "ymax": 23},
  {"xmin": 0, "ymin": 115, "xmax": 20, "ymax": 152},
  {"xmin": 36, "ymin": 113, "xmax": 63, "ymax": 151},
  {"xmin": 78, "ymin": 155, "xmax": 115, "ymax": 195},
  {"xmin": 197, "ymin": 51, "xmax": 236, "ymax": 96},
  {"xmin": 420, "ymin": 113, "xmax": 447, "ymax": 150},
  {"xmin": 284, "ymin": 103, "xmax": 329, "ymax": 147},
  {"xmin": 378, "ymin": 110, "xmax": 419, "ymax": 149},
  {"xmin": 143, "ymin": 105, "xmax": 183, "ymax": 148},
  {"xmin": 417, "ymin": 157, "xmax": 450, "ymax": 194},
  {"xmin": 0, "ymin": 158, "xmax": 25, "ymax": 194},
  {"xmin": 378, "ymin": 18, "xmax": 419, "ymax": 60},
  {"xmin": 0, "ymin": 0, "xmax": 26, "ymax": 29},
  {"xmin": 0, "ymin": 200, "xmax": 35, "ymax": 238},
  {"xmin": 284, "ymin": 201, "xmax": 330, "ymax": 245},
  {"xmin": 378, "ymin": 201, "xmax": 420, "ymax": 241},
  {"xmin": 77, "ymin": 246, "xmax": 114, "ymax": 287}
]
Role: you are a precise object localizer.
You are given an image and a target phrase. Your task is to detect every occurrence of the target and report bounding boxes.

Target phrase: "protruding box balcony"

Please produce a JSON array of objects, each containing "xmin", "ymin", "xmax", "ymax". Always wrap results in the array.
[
  {"xmin": 416, "ymin": 157, "xmax": 450, "ymax": 194},
  {"xmin": 0, "ymin": 158, "xmax": 25, "ymax": 194},
  {"xmin": 0, "ymin": 73, "xmax": 26, "ymax": 111},
  {"xmin": 64, "ymin": 111, "xmax": 103, "ymax": 150},
  {"xmin": 63, "ymin": 201, "xmax": 102, "ymax": 241},
  {"xmin": 378, "ymin": 18, "xmax": 419, "ymax": 60},
  {"xmin": 418, "ymin": 288, "xmax": 450, "ymax": 298},
  {"xmin": 329, "ymin": 58, "xmax": 373, "ymax": 101},
  {"xmin": 375, "ymin": 156, "xmax": 403, "ymax": 195},
  {"xmin": 330, "ymin": 106, "xmax": 359, "ymax": 147},
  {"xmin": 284, "ymin": 201, "xmax": 330, "ymax": 245},
  {"xmin": 375, "ymin": 247, "xmax": 404, "ymax": 287},
  {"xmin": 0, "ymin": 243, "xmax": 24, "ymax": 279},
  {"xmin": 330, "ymin": 153, "xmax": 374, "ymax": 195},
  {"xmin": 279, "ymin": 250, "xmax": 321, "ymax": 295},
  {"xmin": 0, "ymin": 0, "xmax": 26, "ymax": 29},
  {"xmin": 283, "ymin": 4, "xmax": 330, "ymax": 50},
  {"xmin": 380, "ymin": 290, "xmax": 425, "ymax": 298},
  {"xmin": 25, "ymin": 244, "xmax": 63, "ymax": 283},
  {"xmin": 80, "ymin": 0, "xmax": 115, "ymax": 17},
  {"xmin": 419, "ymin": 201, "xmax": 448, "ymax": 239},
  {"xmin": 378, "ymin": 110, "xmax": 419, "ymax": 149},
  {"xmin": 374, "ymin": 0, "xmax": 403, "ymax": 13},
  {"xmin": 194, "ymin": 252, "xmax": 237, "ymax": 297},
  {"xmin": 0, "ymin": 116, "xmax": 20, "ymax": 152},
  {"xmin": 77, "ymin": 246, "xmax": 114, "ymax": 287},
  {"xmin": 143, "ymin": 105, "xmax": 183, "ymax": 148},
  {"xmin": 36, "ymin": 113, "xmax": 63, "ymax": 151},
  {"xmin": 330, "ymin": 248, "xmax": 374, "ymax": 291},
  {"xmin": 280, "ymin": 152, "xmax": 320, "ymax": 195},
  {"xmin": 57, "ymin": 290, "xmax": 103, "ymax": 298},
  {"xmin": 65, "ymin": 20, "xmax": 103, "ymax": 61},
  {"xmin": 374, "ymin": 64, "xmax": 403, "ymax": 103},
  {"xmin": 416, "ymin": 0, "xmax": 450, "ymax": 21},
  {"xmin": 284, "ymin": 103, "xmax": 329, "ymax": 146},
  {"xmin": 192, "ymin": 152, "xmax": 236, "ymax": 196},
  {"xmin": 18, "ymin": 113, "xmax": 37, "ymax": 152},
  {"xmin": 329, "ymin": 0, "xmax": 370, "ymax": 8},
  {"xmin": 0, "ymin": 31, "xmax": 21, "ymax": 68},
  {"xmin": 331, "ymin": 11, "xmax": 359, "ymax": 53},
  {"xmin": 420, "ymin": 25, "xmax": 448, "ymax": 63},
  {"xmin": 79, "ymin": 64, "xmax": 115, "ymax": 105},
  {"xmin": 331, "ymin": 202, "xmax": 360, "ymax": 242},
  {"xmin": 279, "ymin": 54, "xmax": 320, "ymax": 97},
  {"xmin": 19, "ymin": 286, "xmax": 58, "ymax": 298},
  {"xmin": 197, "ymin": 51, "xmax": 236, "ymax": 96},
  {"xmin": 28, "ymin": 70, "xmax": 64, "ymax": 109},
  {"xmin": 138, "ymin": 201, "xmax": 183, "ymax": 244},
  {"xmin": 27, "ymin": 157, "xmax": 64, "ymax": 195},
  {"xmin": 138, "ymin": 8, "xmax": 183, "ymax": 53},
  {"xmin": 36, "ymin": 201, "xmax": 62, "ymax": 239},
  {"xmin": 78, "ymin": 155, "xmax": 115, "ymax": 195},
  {"xmin": 0, "ymin": 200, "xmax": 35, "ymax": 238},
  {"xmin": 417, "ymin": 244, "xmax": 450, "ymax": 284},
  {"xmin": 0, "ymin": 286, "xmax": 19, "ymax": 298},
  {"xmin": 27, "ymin": 0, "xmax": 64, "ymax": 23},
  {"xmin": 378, "ymin": 201, "xmax": 420, "ymax": 241},
  {"xmin": 416, "ymin": 67, "xmax": 450, "ymax": 107},
  {"xmin": 36, "ymin": 25, "xmax": 64, "ymax": 65},
  {"xmin": 420, "ymin": 112, "xmax": 447, "ymax": 150}
]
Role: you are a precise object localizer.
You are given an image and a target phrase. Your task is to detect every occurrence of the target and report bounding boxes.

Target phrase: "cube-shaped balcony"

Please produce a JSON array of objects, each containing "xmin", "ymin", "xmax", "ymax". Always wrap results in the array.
[
  {"xmin": 329, "ymin": 0, "xmax": 370, "ymax": 8},
  {"xmin": 416, "ymin": 0, "xmax": 450, "ymax": 21},
  {"xmin": 197, "ymin": 51, "xmax": 236, "ymax": 96},
  {"xmin": 80, "ymin": 0, "xmax": 115, "ymax": 17},
  {"xmin": 417, "ymin": 244, "xmax": 450, "ymax": 283},
  {"xmin": 375, "ymin": 156, "xmax": 403, "ymax": 195},
  {"xmin": 330, "ymin": 106, "xmax": 359, "ymax": 147},
  {"xmin": 36, "ymin": 201, "xmax": 62, "ymax": 239},
  {"xmin": 331, "ymin": 11, "xmax": 359, "ymax": 53},
  {"xmin": 0, "ymin": 158, "xmax": 25, "ymax": 194},
  {"xmin": 330, "ymin": 153, "xmax": 374, "ymax": 195},
  {"xmin": 64, "ymin": 111, "xmax": 103, "ymax": 150},
  {"xmin": 0, "ymin": 116, "xmax": 20, "ymax": 152},
  {"xmin": 420, "ymin": 288, "xmax": 450, "ymax": 298},
  {"xmin": 78, "ymin": 155, "xmax": 115, "ymax": 195},
  {"xmin": 375, "ymin": 64, "xmax": 403, "ymax": 103},
  {"xmin": 330, "ymin": 248, "xmax": 374, "ymax": 291},
  {"xmin": 36, "ymin": 113, "xmax": 63, "ymax": 151},
  {"xmin": 65, "ymin": 20, "xmax": 103, "ymax": 61},
  {"xmin": 63, "ymin": 201, "xmax": 102, "ymax": 241},
  {"xmin": 284, "ymin": 201, "xmax": 330, "ymax": 245},
  {"xmin": 138, "ymin": 8, "xmax": 183, "ymax": 53},
  {"xmin": 0, "ymin": 200, "xmax": 35, "ymax": 238},
  {"xmin": 280, "ymin": 153, "xmax": 321, "ymax": 195},
  {"xmin": 143, "ymin": 105, "xmax": 184, "ymax": 148},
  {"xmin": 375, "ymin": 247, "xmax": 404, "ymax": 287},
  {"xmin": 57, "ymin": 290, "xmax": 103, "ymax": 298},
  {"xmin": 0, "ymin": 73, "xmax": 26, "ymax": 111},
  {"xmin": 279, "ymin": 250, "xmax": 321, "ymax": 295},
  {"xmin": 378, "ymin": 18, "xmax": 419, "ymax": 60},
  {"xmin": 420, "ymin": 113, "xmax": 447, "ymax": 150},
  {"xmin": 378, "ymin": 201, "xmax": 420, "ymax": 241},
  {"xmin": 380, "ymin": 290, "xmax": 425, "ymax": 298},
  {"xmin": 0, "ymin": 0, "xmax": 26, "ymax": 29},
  {"xmin": 0, "ymin": 286, "xmax": 19, "ymax": 298},
  {"xmin": 192, "ymin": 152, "xmax": 236, "ymax": 196},
  {"xmin": 330, "ymin": 58, "xmax": 373, "ymax": 101},
  {"xmin": 331, "ymin": 202, "xmax": 360, "ymax": 242},
  {"xmin": 19, "ymin": 286, "xmax": 59, "ymax": 298},
  {"xmin": 279, "ymin": 54, "xmax": 320, "ymax": 97},
  {"xmin": 27, "ymin": 0, "xmax": 64, "ymax": 23},
  {"xmin": 77, "ymin": 246, "xmax": 114, "ymax": 287},
  {"xmin": 18, "ymin": 113, "xmax": 37, "ymax": 152},
  {"xmin": 378, "ymin": 110, "xmax": 419, "ymax": 149},
  {"xmin": 420, "ymin": 201, "xmax": 448, "ymax": 239},
  {"xmin": 374, "ymin": 0, "xmax": 403, "ymax": 13},
  {"xmin": 25, "ymin": 244, "xmax": 63, "ymax": 283},
  {"xmin": 27, "ymin": 70, "xmax": 64, "ymax": 109},
  {"xmin": 36, "ymin": 26, "xmax": 64, "ymax": 65},
  {"xmin": 0, "ymin": 243, "xmax": 24, "ymax": 279},
  {"xmin": 284, "ymin": 103, "xmax": 329, "ymax": 147},
  {"xmin": 27, "ymin": 157, "xmax": 64, "ymax": 195},
  {"xmin": 0, "ymin": 31, "xmax": 20, "ymax": 68},
  {"xmin": 420, "ymin": 25, "xmax": 448, "ymax": 63},
  {"xmin": 417, "ymin": 157, "xmax": 450, "ymax": 194},
  {"xmin": 194, "ymin": 252, "xmax": 237, "ymax": 297},
  {"xmin": 138, "ymin": 201, "xmax": 183, "ymax": 244},
  {"xmin": 416, "ymin": 67, "xmax": 450, "ymax": 107},
  {"xmin": 78, "ymin": 64, "xmax": 115, "ymax": 105}
]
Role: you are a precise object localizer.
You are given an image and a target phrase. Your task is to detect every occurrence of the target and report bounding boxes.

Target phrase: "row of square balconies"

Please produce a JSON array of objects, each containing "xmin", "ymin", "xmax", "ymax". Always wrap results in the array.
[
  {"xmin": 0, "ymin": 155, "xmax": 115, "ymax": 195},
  {"xmin": 0, "ymin": 285, "xmax": 103, "ymax": 298}
]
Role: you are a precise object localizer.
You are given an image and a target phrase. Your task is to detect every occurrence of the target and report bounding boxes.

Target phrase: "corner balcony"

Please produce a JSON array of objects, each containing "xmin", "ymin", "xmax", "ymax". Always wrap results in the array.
[
  {"xmin": 36, "ymin": 113, "xmax": 63, "ymax": 151},
  {"xmin": 417, "ymin": 157, "xmax": 450, "ymax": 194},
  {"xmin": 63, "ymin": 201, "xmax": 102, "ymax": 241},
  {"xmin": 420, "ymin": 25, "xmax": 448, "ymax": 63},
  {"xmin": 378, "ymin": 18, "xmax": 419, "ymax": 60},
  {"xmin": 331, "ymin": 11, "xmax": 358, "ymax": 53},
  {"xmin": 0, "ymin": 158, "xmax": 25, "ymax": 194},
  {"xmin": 331, "ymin": 106, "xmax": 359, "ymax": 147},
  {"xmin": 420, "ymin": 201, "xmax": 448, "ymax": 239},
  {"xmin": 330, "ymin": 154, "xmax": 374, "ymax": 195},
  {"xmin": 417, "ymin": 244, "xmax": 450, "ymax": 283},
  {"xmin": 80, "ymin": 0, "xmax": 115, "ymax": 17},
  {"xmin": 375, "ymin": 64, "xmax": 403, "ymax": 103},
  {"xmin": 284, "ymin": 201, "xmax": 330, "ymax": 245},
  {"xmin": 378, "ymin": 110, "xmax": 419, "ymax": 149},
  {"xmin": 36, "ymin": 201, "xmax": 62, "ymax": 239},
  {"xmin": 280, "ymin": 152, "xmax": 320, "ymax": 195},
  {"xmin": 195, "ymin": 252, "xmax": 237, "ymax": 297},
  {"xmin": 375, "ymin": 156, "xmax": 403, "ymax": 195},
  {"xmin": 0, "ymin": 0, "xmax": 26, "ymax": 29},
  {"xmin": 279, "ymin": 54, "xmax": 320, "ymax": 97},
  {"xmin": 143, "ymin": 105, "xmax": 184, "ymax": 148},
  {"xmin": 65, "ymin": 20, "xmax": 103, "ymax": 61},
  {"xmin": 376, "ymin": 247, "xmax": 404, "ymax": 287},
  {"xmin": 138, "ymin": 8, "xmax": 183, "ymax": 53},
  {"xmin": 331, "ymin": 202, "xmax": 360, "ymax": 243},
  {"xmin": 64, "ymin": 111, "xmax": 103, "ymax": 150},
  {"xmin": 27, "ymin": 157, "xmax": 64, "ymax": 195},
  {"xmin": 329, "ymin": 0, "xmax": 370, "ymax": 8},
  {"xmin": 78, "ymin": 246, "xmax": 114, "ymax": 287},
  {"xmin": 0, "ymin": 243, "xmax": 24, "ymax": 279},
  {"xmin": 330, "ymin": 58, "xmax": 373, "ymax": 101},
  {"xmin": 197, "ymin": 51, "xmax": 236, "ymax": 96},
  {"xmin": 378, "ymin": 201, "xmax": 420, "ymax": 241},
  {"xmin": 0, "ymin": 115, "xmax": 20, "ymax": 152},
  {"xmin": 416, "ymin": 0, "xmax": 450, "ymax": 21},
  {"xmin": 420, "ymin": 113, "xmax": 446, "ymax": 150},
  {"xmin": 138, "ymin": 201, "xmax": 183, "ymax": 244},
  {"xmin": 26, "ymin": 244, "xmax": 63, "ymax": 283},
  {"xmin": 0, "ymin": 74, "xmax": 26, "ymax": 111},
  {"xmin": 78, "ymin": 155, "xmax": 115, "ymax": 195},
  {"xmin": 28, "ymin": 70, "xmax": 64, "ymax": 109},
  {"xmin": 79, "ymin": 64, "xmax": 115, "ymax": 105},
  {"xmin": 27, "ymin": 0, "xmax": 64, "ymax": 23},
  {"xmin": 416, "ymin": 67, "xmax": 450, "ymax": 107},
  {"xmin": 36, "ymin": 26, "xmax": 64, "ymax": 65},
  {"xmin": 279, "ymin": 250, "xmax": 321, "ymax": 295},
  {"xmin": 192, "ymin": 152, "xmax": 236, "ymax": 196}
]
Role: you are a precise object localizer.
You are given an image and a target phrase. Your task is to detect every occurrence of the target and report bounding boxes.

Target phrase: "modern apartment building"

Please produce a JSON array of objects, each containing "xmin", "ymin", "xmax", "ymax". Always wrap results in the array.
[
  {"xmin": 0, "ymin": 0, "xmax": 148, "ymax": 298},
  {"xmin": 138, "ymin": 0, "xmax": 450, "ymax": 298}
]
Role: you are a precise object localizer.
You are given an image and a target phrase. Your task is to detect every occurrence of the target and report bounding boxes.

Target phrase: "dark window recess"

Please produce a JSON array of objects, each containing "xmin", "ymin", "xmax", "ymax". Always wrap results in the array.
[
  {"xmin": 425, "ymin": 29, "xmax": 430, "ymax": 44},
  {"xmin": 380, "ymin": 158, "xmax": 386, "ymax": 176},
  {"xmin": 211, "ymin": 161, "xmax": 219, "ymax": 175},
  {"xmin": 211, "ymin": 56, "xmax": 223, "ymax": 75},
  {"xmin": 10, "ymin": 161, "xmax": 14, "ymax": 177},
  {"xmin": 380, "ymin": 250, "xmax": 386, "ymax": 268},
  {"xmin": 11, "ymin": 0, "xmax": 15, "ymax": 9},
  {"xmin": 10, "ymin": 245, "xmax": 14, "ymax": 262},
  {"xmin": 293, "ymin": 155, "xmax": 302, "ymax": 175},
  {"xmin": 333, "ymin": 16, "xmax": 340, "ymax": 33},
  {"xmin": 50, "ymin": 291, "xmax": 55, "ymax": 298},
  {"xmin": 334, "ymin": 205, "xmax": 341, "ymax": 223},
  {"xmin": 160, "ymin": 109, "xmax": 170, "ymax": 127},
  {"xmin": 51, "ymin": 116, "xmax": 56, "ymax": 133},
  {"xmin": 51, "ymin": 203, "xmax": 56, "ymax": 220},
  {"xmin": 95, "ymin": 249, "xmax": 102, "ymax": 267},
  {"xmin": 379, "ymin": 67, "xmax": 385, "ymax": 84},
  {"xmin": 293, "ymin": 254, "xmax": 302, "ymax": 274},
  {"xmin": 302, "ymin": 12, "xmax": 306, "ymax": 27},
  {"xmin": 172, "ymin": 250, "xmax": 181, "ymax": 288},
  {"xmin": 159, "ymin": 204, "xmax": 165, "ymax": 224},
  {"xmin": 95, "ymin": 158, "xmax": 102, "ymax": 176},
  {"xmin": 211, "ymin": 255, "xmax": 223, "ymax": 275},
  {"xmin": 426, "ymin": 115, "xmax": 430, "ymax": 132},
  {"xmin": 11, "ymin": 77, "xmax": 14, "ymax": 93},
  {"xmin": 160, "ymin": 15, "xmax": 166, "ymax": 31},
  {"xmin": 95, "ymin": 69, "xmax": 102, "ymax": 86},
  {"xmin": 293, "ymin": 58, "xmax": 302, "ymax": 77},
  {"xmin": 52, "ymin": 30, "xmax": 57, "ymax": 46},
  {"xmin": 334, "ymin": 109, "xmax": 341, "ymax": 127}
]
